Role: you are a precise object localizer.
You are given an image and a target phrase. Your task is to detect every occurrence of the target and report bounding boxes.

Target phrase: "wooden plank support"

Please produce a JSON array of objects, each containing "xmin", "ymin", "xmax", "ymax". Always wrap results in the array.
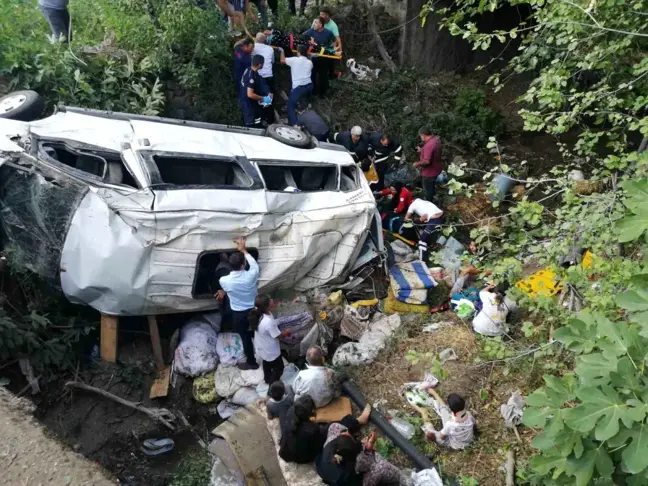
[
  {"xmin": 147, "ymin": 315, "xmax": 165, "ymax": 371},
  {"xmin": 100, "ymin": 314, "xmax": 119, "ymax": 362},
  {"xmin": 147, "ymin": 315, "xmax": 171, "ymax": 399}
]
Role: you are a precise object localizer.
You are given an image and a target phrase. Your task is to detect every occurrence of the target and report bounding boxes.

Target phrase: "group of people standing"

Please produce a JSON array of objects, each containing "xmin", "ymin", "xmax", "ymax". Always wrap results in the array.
[{"xmin": 233, "ymin": 8, "xmax": 342, "ymax": 128}]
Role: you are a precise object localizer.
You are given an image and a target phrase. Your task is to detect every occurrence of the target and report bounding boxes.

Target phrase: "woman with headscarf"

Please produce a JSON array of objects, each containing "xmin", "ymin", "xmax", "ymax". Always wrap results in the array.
[{"xmin": 279, "ymin": 395, "xmax": 328, "ymax": 463}]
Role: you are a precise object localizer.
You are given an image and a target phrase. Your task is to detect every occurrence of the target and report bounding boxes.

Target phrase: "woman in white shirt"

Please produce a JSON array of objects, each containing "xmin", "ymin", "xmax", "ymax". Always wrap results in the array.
[
  {"xmin": 249, "ymin": 295, "xmax": 291, "ymax": 384},
  {"xmin": 472, "ymin": 283, "xmax": 510, "ymax": 337}
]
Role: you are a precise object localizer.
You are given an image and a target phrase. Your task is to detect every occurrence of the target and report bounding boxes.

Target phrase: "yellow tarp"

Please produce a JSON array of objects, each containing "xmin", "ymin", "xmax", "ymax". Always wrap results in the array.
[
  {"xmin": 516, "ymin": 250, "xmax": 594, "ymax": 298},
  {"xmin": 384, "ymin": 288, "xmax": 430, "ymax": 314}
]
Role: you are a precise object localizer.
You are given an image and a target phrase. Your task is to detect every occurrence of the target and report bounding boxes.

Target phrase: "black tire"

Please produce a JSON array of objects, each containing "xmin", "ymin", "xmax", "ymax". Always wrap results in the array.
[
  {"xmin": 0, "ymin": 91, "xmax": 44, "ymax": 122},
  {"xmin": 266, "ymin": 124, "xmax": 312, "ymax": 149}
]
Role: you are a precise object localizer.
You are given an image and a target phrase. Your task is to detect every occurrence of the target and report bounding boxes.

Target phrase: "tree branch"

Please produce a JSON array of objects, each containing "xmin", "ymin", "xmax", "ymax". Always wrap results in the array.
[{"xmin": 65, "ymin": 381, "xmax": 176, "ymax": 430}]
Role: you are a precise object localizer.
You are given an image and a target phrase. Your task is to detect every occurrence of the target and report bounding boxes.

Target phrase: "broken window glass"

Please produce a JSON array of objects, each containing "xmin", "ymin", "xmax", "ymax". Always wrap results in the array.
[
  {"xmin": 340, "ymin": 165, "xmax": 361, "ymax": 192},
  {"xmin": 258, "ymin": 164, "xmax": 337, "ymax": 192},
  {"xmin": 38, "ymin": 142, "xmax": 137, "ymax": 187},
  {"xmin": 153, "ymin": 156, "xmax": 252, "ymax": 188}
]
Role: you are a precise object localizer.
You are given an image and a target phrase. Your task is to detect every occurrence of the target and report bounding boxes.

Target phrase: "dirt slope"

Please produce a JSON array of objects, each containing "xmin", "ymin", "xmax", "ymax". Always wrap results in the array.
[{"xmin": 0, "ymin": 387, "xmax": 115, "ymax": 486}]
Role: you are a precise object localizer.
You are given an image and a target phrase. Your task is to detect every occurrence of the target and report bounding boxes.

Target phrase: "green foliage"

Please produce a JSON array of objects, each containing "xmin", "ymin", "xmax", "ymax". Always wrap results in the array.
[
  {"xmin": 480, "ymin": 336, "xmax": 514, "ymax": 361},
  {"xmin": 374, "ymin": 437, "xmax": 394, "ymax": 458},
  {"xmin": 0, "ymin": 0, "xmax": 164, "ymax": 114},
  {"xmin": 0, "ymin": 303, "xmax": 92, "ymax": 377},
  {"xmin": 327, "ymin": 71, "xmax": 504, "ymax": 153},
  {"xmin": 459, "ymin": 475, "xmax": 479, "ymax": 486},
  {"xmin": 405, "ymin": 349, "xmax": 449, "ymax": 380},
  {"xmin": 522, "ymin": 309, "xmax": 648, "ymax": 485},
  {"xmin": 615, "ymin": 179, "xmax": 648, "ymax": 243},
  {"xmin": 168, "ymin": 450, "xmax": 212, "ymax": 486},
  {"xmin": 0, "ymin": 0, "xmax": 240, "ymax": 123},
  {"xmin": 421, "ymin": 0, "xmax": 648, "ymax": 167}
]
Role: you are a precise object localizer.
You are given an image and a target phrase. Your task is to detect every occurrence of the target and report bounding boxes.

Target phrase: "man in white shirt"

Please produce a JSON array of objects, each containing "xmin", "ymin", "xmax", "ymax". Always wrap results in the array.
[
  {"xmin": 293, "ymin": 346, "xmax": 341, "ymax": 408},
  {"xmin": 403, "ymin": 198, "xmax": 444, "ymax": 260},
  {"xmin": 253, "ymin": 32, "xmax": 276, "ymax": 91},
  {"xmin": 280, "ymin": 45, "xmax": 314, "ymax": 126}
]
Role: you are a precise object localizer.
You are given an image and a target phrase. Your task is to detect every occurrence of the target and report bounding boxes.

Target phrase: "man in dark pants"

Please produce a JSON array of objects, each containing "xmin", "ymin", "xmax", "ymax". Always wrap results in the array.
[
  {"xmin": 288, "ymin": 0, "xmax": 307, "ymax": 15},
  {"xmin": 413, "ymin": 126, "xmax": 443, "ymax": 202},
  {"xmin": 303, "ymin": 18, "xmax": 335, "ymax": 97},
  {"xmin": 39, "ymin": 0, "xmax": 71, "ymax": 42},
  {"xmin": 296, "ymin": 105, "xmax": 330, "ymax": 141},
  {"xmin": 368, "ymin": 132, "xmax": 403, "ymax": 190},
  {"xmin": 240, "ymin": 55, "xmax": 273, "ymax": 128},
  {"xmin": 217, "ymin": 237, "xmax": 260, "ymax": 370}
]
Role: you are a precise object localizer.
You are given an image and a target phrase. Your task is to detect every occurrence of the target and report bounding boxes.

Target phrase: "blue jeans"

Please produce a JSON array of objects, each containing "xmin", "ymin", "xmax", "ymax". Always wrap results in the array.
[
  {"xmin": 288, "ymin": 83, "xmax": 313, "ymax": 126},
  {"xmin": 40, "ymin": 6, "xmax": 71, "ymax": 41}
]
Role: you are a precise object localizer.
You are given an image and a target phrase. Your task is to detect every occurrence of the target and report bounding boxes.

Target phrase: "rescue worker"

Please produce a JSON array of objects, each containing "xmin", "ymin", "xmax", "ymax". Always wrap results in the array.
[
  {"xmin": 233, "ymin": 38, "xmax": 254, "ymax": 89},
  {"xmin": 296, "ymin": 104, "xmax": 330, "ymax": 142},
  {"xmin": 240, "ymin": 55, "xmax": 273, "ymax": 128},
  {"xmin": 333, "ymin": 126, "xmax": 370, "ymax": 163},
  {"xmin": 368, "ymin": 131, "xmax": 402, "ymax": 190}
]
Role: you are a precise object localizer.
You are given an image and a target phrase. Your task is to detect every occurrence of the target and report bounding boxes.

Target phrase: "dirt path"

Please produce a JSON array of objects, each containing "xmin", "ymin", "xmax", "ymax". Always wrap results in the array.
[{"xmin": 0, "ymin": 387, "xmax": 115, "ymax": 486}]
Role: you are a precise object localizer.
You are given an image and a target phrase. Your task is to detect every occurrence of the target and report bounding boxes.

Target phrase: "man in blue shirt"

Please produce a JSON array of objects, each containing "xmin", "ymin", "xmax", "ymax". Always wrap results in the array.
[
  {"xmin": 303, "ymin": 18, "xmax": 335, "ymax": 97},
  {"xmin": 240, "ymin": 55, "xmax": 273, "ymax": 128},
  {"xmin": 217, "ymin": 237, "xmax": 260, "ymax": 370}
]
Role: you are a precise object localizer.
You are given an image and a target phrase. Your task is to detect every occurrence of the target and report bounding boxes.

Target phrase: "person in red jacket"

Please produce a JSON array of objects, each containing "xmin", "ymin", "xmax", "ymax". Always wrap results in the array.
[
  {"xmin": 413, "ymin": 126, "xmax": 443, "ymax": 202},
  {"xmin": 375, "ymin": 181, "xmax": 413, "ymax": 232}
]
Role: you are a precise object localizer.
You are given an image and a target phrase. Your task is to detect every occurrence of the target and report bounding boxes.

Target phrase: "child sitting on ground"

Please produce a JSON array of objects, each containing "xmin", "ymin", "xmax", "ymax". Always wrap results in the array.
[
  {"xmin": 266, "ymin": 381, "xmax": 295, "ymax": 432},
  {"xmin": 422, "ymin": 386, "xmax": 475, "ymax": 450}
]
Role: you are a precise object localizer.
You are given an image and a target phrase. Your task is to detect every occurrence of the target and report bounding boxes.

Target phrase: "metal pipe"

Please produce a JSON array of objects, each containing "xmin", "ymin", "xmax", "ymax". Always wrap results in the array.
[{"xmin": 342, "ymin": 380, "xmax": 434, "ymax": 470}]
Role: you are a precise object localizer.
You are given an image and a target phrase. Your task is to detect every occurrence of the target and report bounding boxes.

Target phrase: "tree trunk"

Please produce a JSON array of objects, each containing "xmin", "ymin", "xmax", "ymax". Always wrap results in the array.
[
  {"xmin": 362, "ymin": 0, "xmax": 397, "ymax": 73},
  {"xmin": 400, "ymin": 0, "xmax": 528, "ymax": 73},
  {"xmin": 400, "ymin": 0, "xmax": 474, "ymax": 72}
]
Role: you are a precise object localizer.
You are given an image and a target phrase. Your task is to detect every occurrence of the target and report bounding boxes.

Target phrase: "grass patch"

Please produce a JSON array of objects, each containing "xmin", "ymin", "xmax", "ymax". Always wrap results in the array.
[{"xmin": 168, "ymin": 450, "xmax": 212, "ymax": 486}]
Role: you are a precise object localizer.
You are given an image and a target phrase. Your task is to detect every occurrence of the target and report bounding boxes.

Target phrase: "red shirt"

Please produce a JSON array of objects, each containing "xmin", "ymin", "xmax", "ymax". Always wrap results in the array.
[
  {"xmin": 379, "ymin": 187, "xmax": 413, "ymax": 214},
  {"xmin": 415, "ymin": 136, "xmax": 443, "ymax": 178}
]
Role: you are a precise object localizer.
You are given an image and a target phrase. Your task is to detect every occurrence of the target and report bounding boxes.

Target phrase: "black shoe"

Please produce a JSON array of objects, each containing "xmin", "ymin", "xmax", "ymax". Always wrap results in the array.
[{"xmin": 238, "ymin": 362, "xmax": 260, "ymax": 370}]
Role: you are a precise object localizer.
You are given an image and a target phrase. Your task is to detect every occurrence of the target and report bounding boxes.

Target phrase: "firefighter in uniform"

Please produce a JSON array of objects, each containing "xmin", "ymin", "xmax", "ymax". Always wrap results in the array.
[{"xmin": 368, "ymin": 131, "xmax": 403, "ymax": 190}]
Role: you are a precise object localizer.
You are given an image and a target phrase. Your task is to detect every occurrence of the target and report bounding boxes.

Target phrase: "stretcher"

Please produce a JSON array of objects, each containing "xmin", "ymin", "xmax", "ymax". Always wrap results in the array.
[{"xmin": 248, "ymin": 31, "xmax": 343, "ymax": 59}]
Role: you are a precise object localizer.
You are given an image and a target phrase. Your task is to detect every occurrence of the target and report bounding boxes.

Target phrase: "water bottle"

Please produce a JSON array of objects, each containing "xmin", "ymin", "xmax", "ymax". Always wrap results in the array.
[{"xmin": 387, "ymin": 414, "xmax": 415, "ymax": 439}]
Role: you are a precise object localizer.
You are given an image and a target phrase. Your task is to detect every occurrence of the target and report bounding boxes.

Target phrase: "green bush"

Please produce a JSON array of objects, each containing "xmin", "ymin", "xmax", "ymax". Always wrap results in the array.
[
  {"xmin": 169, "ymin": 451, "xmax": 212, "ymax": 486},
  {"xmin": 0, "ymin": 0, "xmax": 165, "ymax": 114},
  {"xmin": 0, "ymin": 0, "xmax": 241, "ymax": 122}
]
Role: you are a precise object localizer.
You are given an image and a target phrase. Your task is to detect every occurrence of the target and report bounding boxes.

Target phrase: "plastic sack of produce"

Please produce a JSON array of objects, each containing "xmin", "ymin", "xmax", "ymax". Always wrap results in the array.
[
  {"xmin": 216, "ymin": 332, "xmax": 245, "ymax": 366},
  {"xmin": 174, "ymin": 321, "xmax": 220, "ymax": 377},
  {"xmin": 193, "ymin": 372, "xmax": 217, "ymax": 404}
]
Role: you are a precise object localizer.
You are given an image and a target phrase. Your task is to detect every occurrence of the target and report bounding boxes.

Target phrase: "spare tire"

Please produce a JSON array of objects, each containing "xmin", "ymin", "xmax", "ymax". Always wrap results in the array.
[
  {"xmin": 0, "ymin": 91, "xmax": 44, "ymax": 122},
  {"xmin": 266, "ymin": 124, "xmax": 311, "ymax": 149}
]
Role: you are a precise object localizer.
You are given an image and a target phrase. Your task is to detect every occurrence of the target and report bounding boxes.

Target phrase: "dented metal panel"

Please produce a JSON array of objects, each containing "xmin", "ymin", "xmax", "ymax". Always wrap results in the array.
[{"xmin": 0, "ymin": 108, "xmax": 384, "ymax": 316}]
